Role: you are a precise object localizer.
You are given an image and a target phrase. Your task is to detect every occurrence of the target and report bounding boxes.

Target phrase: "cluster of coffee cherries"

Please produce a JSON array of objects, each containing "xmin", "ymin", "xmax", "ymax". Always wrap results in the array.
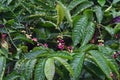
[
  {"xmin": 1, "ymin": 33, "xmax": 8, "ymax": 49},
  {"xmin": 57, "ymin": 35, "xmax": 73, "ymax": 53},
  {"xmin": 112, "ymin": 51, "xmax": 120, "ymax": 59},
  {"xmin": 98, "ymin": 39, "xmax": 104, "ymax": 46},
  {"xmin": 21, "ymin": 30, "xmax": 48, "ymax": 48}
]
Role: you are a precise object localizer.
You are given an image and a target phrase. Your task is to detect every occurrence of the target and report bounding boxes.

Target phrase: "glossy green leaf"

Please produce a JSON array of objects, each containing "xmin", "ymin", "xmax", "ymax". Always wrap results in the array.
[
  {"xmin": 98, "ymin": 0, "xmax": 106, "ymax": 6},
  {"xmin": 57, "ymin": 1, "xmax": 73, "ymax": 26},
  {"xmin": 38, "ymin": 51, "xmax": 73, "ymax": 60},
  {"xmin": 24, "ymin": 59, "xmax": 37, "ymax": 80},
  {"xmin": 98, "ymin": 46, "xmax": 113, "ymax": 55},
  {"xmin": 44, "ymin": 58, "xmax": 55, "ymax": 80},
  {"xmin": 0, "ymin": 56, "xmax": 6, "ymax": 80},
  {"xmin": 84, "ymin": 61, "xmax": 105, "ymax": 79},
  {"xmin": 25, "ymin": 49, "xmax": 47, "ymax": 59},
  {"xmin": 72, "ymin": 15, "xmax": 88, "ymax": 46},
  {"xmin": 53, "ymin": 57, "xmax": 74, "ymax": 76},
  {"xmin": 94, "ymin": 6, "xmax": 103, "ymax": 24},
  {"xmin": 56, "ymin": 3, "xmax": 64, "ymax": 28},
  {"xmin": 89, "ymin": 50, "xmax": 112, "ymax": 80},
  {"xmin": 34, "ymin": 59, "xmax": 46, "ymax": 80},
  {"xmin": 81, "ymin": 22, "xmax": 95, "ymax": 46},
  {"xmin": 98, "ymin": 46, "xmax": 120, "ymax": 78},
  {"xmin": 68, "ymin": 0, "xmax": 85, "ymax": 11},
  {"xmin": 73, "ymin": 1, "xmax": 93, "ymax": 16},
  {"xmin": 79, "ymin": 44, "xmax": 96, "ymax": 52},
  {"xmin": 71, "ymin": 52, "xmax": 85, "ymax": 80},
  {"xmin": 83, "ymin": 9, "xmax": 94, "ymax": 21},
  {"xmin": 14, "ymin": 59, "xmax": 27, "ymax": 70}
]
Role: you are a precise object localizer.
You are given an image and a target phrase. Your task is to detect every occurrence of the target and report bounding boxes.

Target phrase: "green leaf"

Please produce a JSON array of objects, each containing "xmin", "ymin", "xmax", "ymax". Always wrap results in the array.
[
  {"xmin": 107, "ymin": 59, "xmax": 120, "ymax": 79},
  {"xmin": 98, "ymin": 46, "xmax": 120, "ymax": 78},
  {"xmin": 38, "ymin": 51, "xmax": 73, "ymax": 60},
  {"xmin": 25, "ymin": 49, "xmax": 47, "ymax": 59},
  {"xmin": 0, "ymin": 48, "xmax": 9, "ymax": 58},
  {"xmin": 105, "ymin": 26, "xmax": 114, "ymax": 36},
  {"xmin": 79, "ymin": 44, "xmax": 96, "ymax": 52},
  {"xmin": 6, "ymin": 19, "xmax": 14, "ymax": 26},
  {"xmin": 13, "ymin": 34, "xmax": 33, "ymax": 44},
  {"xmin": 56, "ymin": 3, "xmax": 64, "ymax": 28},
  {"xmin": 53, "ymin": 57, "xmax": 74, "ymax": 76},
  {"xmin": 114, "ymin": 23, "xmax": 120, "ymax": 34},
  {"xmin": 98, "ymin": 0, "xmax": 106, "ymax": 6},
  {"xmin": 71, "ymin": 52, "xmax": 85, "ymax": 80},
  {"xmin": 24, "ymin": 59, "xmax": 37, "ymax": 80},
  {"xmin": 55, "ymin": 67, "xmax": 64, "ymax": 79},
  {"xmin": 73, "ymin": 1, "xmax": 93, "ymax": 17},
  {"xmin": 7, "ymin": 0, "xmax": 13, "ymax": 5},
  {"xmin": 44, "ymin": 58, "xmax": 55, "ymax": 80},
  {"xmin": 89, "ymin": 50, "xmax": 112, "ymax": 80},
  {"xmin": 112, "ymin": 0, "xmax": 120, "ymax": 4},
  {"xmin": 94, "ymin": 6, "xmax": 103, "ymax": 24},
  {"xmin": 72, "ymin": 15, "xmax": 88, "ymax": 46},
  {"xmin": 40, "ymin": 21, "xmax": 57, "ymax": 27},
  {"xmin": 83, "ymin": 9, "xmax": 94, "ymax": 21},
  {"xmin": 57, "ymin": 1, "xmax": 73, "ymax": 26},
  {"xmin": 68, "ymin": 0, "xmax": 85, "ymax": 11},
  {"xmin": 26, "ymin": 47, "xmax": 72, "ymax": 59},
  {"xmin": 98, "ymin": 46, "xmax": 113, "ymax": 55},
  {"xmin": 81, "ymin": 22, "xmax": 95, "ymax": 46},
  {"xmin": 84, "ymin": 61, "xmax": 105, "ymax": 80},
  {"xmin": 14, "ymin": 59, "xmax": 27, "ymax": 71},
  {"xmin": 34, "ymin": 59, "xmax": 46, "ymax": 80},
  {"xmin": 4, "ymin": 71, "xmax": 20, "ymax": 80},
  {"xmin": 0, "ymin": 56, "xmax": 6, "ymax": 80}
]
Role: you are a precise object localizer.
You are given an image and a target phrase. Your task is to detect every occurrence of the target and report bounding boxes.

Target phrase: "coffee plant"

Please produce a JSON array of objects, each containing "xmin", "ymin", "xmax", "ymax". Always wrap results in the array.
[{"xmin": 0, "ymin": 0, "xmax": 120, "ymax": 80}]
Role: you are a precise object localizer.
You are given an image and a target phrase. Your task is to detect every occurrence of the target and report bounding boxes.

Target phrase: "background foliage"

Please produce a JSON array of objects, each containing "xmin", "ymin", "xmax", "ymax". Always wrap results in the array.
[{"xmin": 0, "ymin": 0, "xmax": 120, "ymax": 80}]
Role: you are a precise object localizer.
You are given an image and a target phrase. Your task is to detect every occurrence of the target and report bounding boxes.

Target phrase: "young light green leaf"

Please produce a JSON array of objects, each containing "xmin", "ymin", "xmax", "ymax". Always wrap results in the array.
[
  {"xmin": 57, "ymin": 1, "xmax": 73, "ymax": 26},
  {"xmin": 89, "ymin": 50, "xmax": 112, "ymax": 80},
  {"xmin": 0, "ymin": 56, "xmax": 6, "ymax": 80},
  {"xmin": 34, "ymin": 59, "xmax": 46, "ymax": 80},
  {"xmin": 98, "ymin": 0, "xmax": 106, "ymax": 6},
  {"xmin": 71, "ymin": 52, "xmax": 85, "ymax": 80},
  {"xmin": 53, "ymin": 57, "xmax": 74, "ymax": 76},
  {"xmin": 81, "ymin": 22, "xmax": 95, "ymax": 46},
  {"xmin": 44, "ymin": 58, "xmax": 55, "ymax": 80},
  {"xmin": 72, "ymin": 15, "xmax": 88, "ymax": 46},
  {"xmin": 56, "ymin": 3, "xmax": 64, "ymax": 28}
]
